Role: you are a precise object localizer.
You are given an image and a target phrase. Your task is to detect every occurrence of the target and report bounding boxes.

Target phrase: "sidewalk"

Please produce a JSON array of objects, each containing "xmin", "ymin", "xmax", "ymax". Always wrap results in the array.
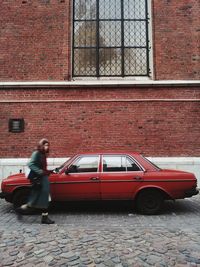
[{"xmin": 0, "ymin": 195, "xmax": 200, "ymax": 266}]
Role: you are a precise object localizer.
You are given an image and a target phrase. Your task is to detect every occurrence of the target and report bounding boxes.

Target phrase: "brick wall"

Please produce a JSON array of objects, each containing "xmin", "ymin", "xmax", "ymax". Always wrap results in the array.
[
  {"xmin": 0, "ymin": 0, "xmax": 199, "ymax": 81},
  {"xmin": 0, "ymin": 85, "xmax": 200, "ymax": 158},
  {"xmin": 0, "ymin": 0, "xmax": 71, "ymax": 81},
  {"xmin": 153, "ymin": 0, "xmax": 200, "ymax": 80}
]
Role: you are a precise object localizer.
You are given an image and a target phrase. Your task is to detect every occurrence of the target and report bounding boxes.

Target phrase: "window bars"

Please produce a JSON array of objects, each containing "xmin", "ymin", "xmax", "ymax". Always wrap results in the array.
[{"xmin": 73, "ymin": 0, "xmax": 150, "ymax": 77}]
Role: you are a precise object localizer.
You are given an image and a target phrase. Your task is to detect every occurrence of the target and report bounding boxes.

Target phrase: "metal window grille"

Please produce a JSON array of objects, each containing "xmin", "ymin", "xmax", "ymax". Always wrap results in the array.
[{"xmin": 73, "ymin": 0, "xmax": 150, "ymax": 77}]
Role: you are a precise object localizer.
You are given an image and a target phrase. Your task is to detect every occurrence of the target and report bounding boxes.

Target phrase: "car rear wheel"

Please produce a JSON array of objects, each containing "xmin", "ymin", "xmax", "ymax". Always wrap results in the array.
[
  {"xmin": 13, "ymin": 189, "xmax": 30, "ymax": 209},
  {"xmin": 136, "ymin": 189, "xmax": 164, "ymax": 215}
]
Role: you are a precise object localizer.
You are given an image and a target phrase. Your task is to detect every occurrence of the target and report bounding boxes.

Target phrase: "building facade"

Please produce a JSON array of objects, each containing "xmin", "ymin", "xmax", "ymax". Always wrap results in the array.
[{"xmin": 0, "ymin": 0, "xmax": 200, "ymax": 182}]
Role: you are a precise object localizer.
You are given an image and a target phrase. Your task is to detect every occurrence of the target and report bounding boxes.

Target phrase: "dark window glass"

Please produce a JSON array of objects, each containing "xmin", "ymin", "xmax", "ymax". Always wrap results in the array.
[{"xmin": 73, "ymin": 0, "xmax": 150, "ymax": 77}]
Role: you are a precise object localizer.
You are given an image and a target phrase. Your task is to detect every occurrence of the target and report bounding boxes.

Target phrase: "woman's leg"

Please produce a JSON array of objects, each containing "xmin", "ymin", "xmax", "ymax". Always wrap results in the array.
[{"xmin": 40, "ymin": 176, "xmax": 54, "ymax": 224}]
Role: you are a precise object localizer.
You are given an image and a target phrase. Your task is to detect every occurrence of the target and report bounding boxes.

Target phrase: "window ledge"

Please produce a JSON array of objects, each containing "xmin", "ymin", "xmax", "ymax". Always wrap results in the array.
[{"xmin": 0, "ymin": 80, "xmax": 199, "ymax": 88}]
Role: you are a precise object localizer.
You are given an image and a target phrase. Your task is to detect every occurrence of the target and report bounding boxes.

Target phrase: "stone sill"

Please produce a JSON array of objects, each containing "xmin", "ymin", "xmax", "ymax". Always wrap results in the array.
[{"xmin": 0, "ymin": 80, "xmax": 200, "ymax": 89}]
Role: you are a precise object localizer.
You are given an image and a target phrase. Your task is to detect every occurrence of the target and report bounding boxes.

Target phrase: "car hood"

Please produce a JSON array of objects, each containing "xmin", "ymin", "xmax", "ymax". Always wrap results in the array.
[
  {"xmin": 6, "ymin": 173, "xmax": 26, "ymax": 180},
  {"xmin": 161, "ymin": 169, "xmax": 192, "ymax": 174}
]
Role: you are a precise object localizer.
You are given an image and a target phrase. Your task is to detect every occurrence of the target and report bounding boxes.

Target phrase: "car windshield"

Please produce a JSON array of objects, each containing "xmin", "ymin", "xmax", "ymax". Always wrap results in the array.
[
  {"xmin": 53, "ymin": 158, "xmax": 71, "ymax": 173},
  {"xmin": 142, "ymin": 156, "xmax": 161, "ymax": 170}
]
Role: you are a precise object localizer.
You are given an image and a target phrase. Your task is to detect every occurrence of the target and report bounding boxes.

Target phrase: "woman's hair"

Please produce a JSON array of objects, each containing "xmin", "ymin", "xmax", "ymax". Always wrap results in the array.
[{"xmin": 37, "ymin": 138, "xmax": 49, "ymax": 152}]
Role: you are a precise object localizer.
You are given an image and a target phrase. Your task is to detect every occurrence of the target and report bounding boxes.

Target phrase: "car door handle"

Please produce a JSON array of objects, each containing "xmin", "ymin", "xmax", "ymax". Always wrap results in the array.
[
  {"xmin": 90, "ymin": 177, "xmax": 100, "ymax": 180},
  {"xmin": 134, "ymin": 176, "xmax": 142, "ymax": 181}
]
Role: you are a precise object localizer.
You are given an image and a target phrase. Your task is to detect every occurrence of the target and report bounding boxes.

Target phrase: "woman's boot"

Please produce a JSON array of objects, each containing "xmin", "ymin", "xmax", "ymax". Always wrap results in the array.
[{"xmin": 41, "ymin": 213, "xmax": 55, "ymax": 224}]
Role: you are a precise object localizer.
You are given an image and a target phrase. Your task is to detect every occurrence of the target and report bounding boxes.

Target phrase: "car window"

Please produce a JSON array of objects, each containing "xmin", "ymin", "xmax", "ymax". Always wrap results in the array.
[
  {"xmin": 103, "ymin": 155, "xmax": 141, "ymax": 172},
  {"xmin": 70, "ymin": 156, "xmax": 99, "ymax": 173},
  {"xmin": 103, "ymin": 156, "xmax": 126, "ymax": 172}
]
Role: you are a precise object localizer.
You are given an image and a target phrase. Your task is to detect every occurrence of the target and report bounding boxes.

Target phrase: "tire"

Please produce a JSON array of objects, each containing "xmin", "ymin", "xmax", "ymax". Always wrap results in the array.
[
  {"xmin": 13, "ymin": 189, "xmax": 30, "ymax": 209},
  {"xmin": 136, "ymin": 189, "xmax": 164, "ymax": 215}
]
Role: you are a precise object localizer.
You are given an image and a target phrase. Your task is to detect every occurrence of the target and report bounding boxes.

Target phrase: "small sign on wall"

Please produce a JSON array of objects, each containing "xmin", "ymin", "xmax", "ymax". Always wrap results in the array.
[{"xmin": 9, "ymin": 118, "xmax": 25, "ymax": 133}]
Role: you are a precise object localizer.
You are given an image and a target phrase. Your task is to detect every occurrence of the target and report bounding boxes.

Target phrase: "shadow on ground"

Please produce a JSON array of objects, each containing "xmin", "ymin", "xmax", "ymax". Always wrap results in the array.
[
  {"xmin": 1, "ymin": 197, "xmax": 200, "ymax": 216},
  {"xmin": 48, "ymin": 198, "xmax": 200, "ymax": 215}
]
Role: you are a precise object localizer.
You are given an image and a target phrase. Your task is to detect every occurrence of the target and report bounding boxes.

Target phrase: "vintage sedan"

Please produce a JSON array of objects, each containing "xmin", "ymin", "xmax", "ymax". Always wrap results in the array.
[{"xmin": 0, "ymin": 152, "xmax": 199, "ymax": 214}]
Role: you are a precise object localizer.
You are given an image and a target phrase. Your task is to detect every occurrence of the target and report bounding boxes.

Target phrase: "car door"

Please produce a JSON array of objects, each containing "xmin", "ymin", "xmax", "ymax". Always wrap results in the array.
[
  {"xmin": 48, "ymin": 173, "xmax": 60, "ymax": 201},
  {"xmin": 100, "ymin": 155, "xmax": 144, "ymax": 199},
  {"xmin": 54, "ymin": 155, "xmax": 101, "ymax": 200}
]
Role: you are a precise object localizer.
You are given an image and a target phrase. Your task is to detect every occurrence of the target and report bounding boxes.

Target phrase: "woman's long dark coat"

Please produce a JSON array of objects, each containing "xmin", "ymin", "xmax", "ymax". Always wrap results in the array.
[{"xmin": 27, "ymin": 150, "xmax": 50, "ymax": 209}]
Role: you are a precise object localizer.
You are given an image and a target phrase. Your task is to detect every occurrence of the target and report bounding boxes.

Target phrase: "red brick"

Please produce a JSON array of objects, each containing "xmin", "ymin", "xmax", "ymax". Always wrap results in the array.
[
  {"xmin": 0, "ymin": 86, "xmax": 200, "ymax": 157},
  {"xmin": 0, "ymin": 1, "xmax": 199, "ymax": 80}
]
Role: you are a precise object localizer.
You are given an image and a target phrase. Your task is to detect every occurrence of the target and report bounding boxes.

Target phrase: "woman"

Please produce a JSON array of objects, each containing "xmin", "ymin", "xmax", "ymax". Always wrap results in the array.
[{"xmin": 18, "ymin": 138, "xmax": 54, "ymax": 224}]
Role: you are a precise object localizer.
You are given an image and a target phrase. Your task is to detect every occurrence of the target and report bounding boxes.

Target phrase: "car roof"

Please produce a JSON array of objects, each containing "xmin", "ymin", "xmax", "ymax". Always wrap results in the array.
[{"xmin": 74, "ymin": 152, "xmax": 141, "ymax": 156}]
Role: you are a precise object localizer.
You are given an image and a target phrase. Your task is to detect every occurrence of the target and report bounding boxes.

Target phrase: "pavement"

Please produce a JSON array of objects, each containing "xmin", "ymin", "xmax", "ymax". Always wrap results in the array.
[{"xmin": 0, "ymin": 195, "xmax": 200, "ymax": 267}]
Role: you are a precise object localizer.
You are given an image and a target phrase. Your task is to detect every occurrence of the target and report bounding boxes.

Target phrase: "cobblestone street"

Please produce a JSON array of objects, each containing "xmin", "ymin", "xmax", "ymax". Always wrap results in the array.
[{"xmin": 0, "ymin": 195, "xmax": 200, "ymax": 267}]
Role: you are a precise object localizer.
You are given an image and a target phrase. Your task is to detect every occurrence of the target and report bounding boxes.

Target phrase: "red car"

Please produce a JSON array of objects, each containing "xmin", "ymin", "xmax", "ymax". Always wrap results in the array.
[{"xmin": 0, "ymin": 152, "xmax": 199, "ymax": 214}]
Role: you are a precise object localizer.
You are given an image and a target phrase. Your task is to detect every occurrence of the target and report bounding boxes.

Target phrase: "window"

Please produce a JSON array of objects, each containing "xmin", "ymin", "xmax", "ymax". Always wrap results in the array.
[
  {"xmin": 103, "ymin": 155, "xmax": 140, "ymax": 172},
  {"xmin": 73, "ymin": 0, "xmax": 150, "ymax": 77},
  {"xmin": 70, "ymin": 156, "xmax": 99, "ymax": 172},
  {"xmin": 9, "ymin": 118, "xmax": 25, "ymax": 133}
]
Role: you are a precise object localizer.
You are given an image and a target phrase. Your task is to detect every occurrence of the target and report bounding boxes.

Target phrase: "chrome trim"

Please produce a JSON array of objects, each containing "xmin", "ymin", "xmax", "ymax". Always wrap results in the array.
[
  {"xmin": 50, "ymin": 179, "xmax": 194, "ymax": 185},
  {"xmin": 141, "ymin": 179, "xmax": 195, "ymax": 182},
  {"xmin": 5, "ymin": 179, "xmax": 194, "ymax": 187},
  {"xmin": 100, "ymin": 179, "xmax": 195, "ymax": 183},
  {"xmin": 6, "ymin": 184, "xmax": 31, "ymax": 187},
  {"xmin": 98, "ymin": 180, "xmax": 140, "ymax": 183},
  {"xmin": 69, "ymin": 172, "xmax": 100, "ymax": 175},
  {"xmin": 50, "ymin": 181, "xmax": 100, "ymax": 185},
  {"xmin": 101, "ymin": 171, "xmax": 143, "ymax": 174}
]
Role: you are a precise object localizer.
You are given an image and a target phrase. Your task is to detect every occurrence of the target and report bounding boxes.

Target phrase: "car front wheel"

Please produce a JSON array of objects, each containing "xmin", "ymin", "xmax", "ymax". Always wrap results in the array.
[
  {"xmin": 13, "ymin": 189, "xmax": 30, "ymax": 209},
  {"xmin": 136, "ymin": 189, "xmax": 164, "ymax": 215}
]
